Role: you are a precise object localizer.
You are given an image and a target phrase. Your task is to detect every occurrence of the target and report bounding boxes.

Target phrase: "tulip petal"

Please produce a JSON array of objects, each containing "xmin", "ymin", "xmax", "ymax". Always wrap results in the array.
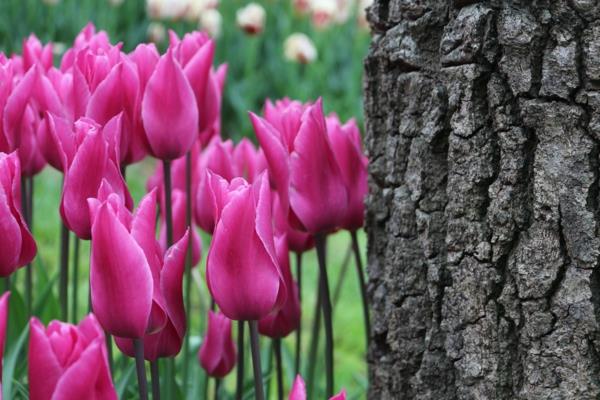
[
  {"xmin": 289, "ymin": 100, "xmax": 347, "ymax": 233},
  {"xmin": 161, "ymin": 230, "xmax": 189, "ymax": 339},
  {"xmin": 29, "ymin": 318, "xmax": 63, "ymax": 400},
  {"xmin": 0, "ymin": 185, "xmax": 22, "ymax": 275},
  {"xmin": 207, "ymin": 184, "xmax": 281, "ymax": 321},
  {"xmin": 90, "ymin": 203, "xmax": 153, "ymax": 338},
  {"xmin": 288, "ymin": 375, "xmax": 306, "ymax": 400},
  {"xmin": 51, "ymin": 340, "xmax": 117, "ymax": 400},
  {"xmin": 142, "ymin": 49, "xmax": 198, "ymax": 160}
]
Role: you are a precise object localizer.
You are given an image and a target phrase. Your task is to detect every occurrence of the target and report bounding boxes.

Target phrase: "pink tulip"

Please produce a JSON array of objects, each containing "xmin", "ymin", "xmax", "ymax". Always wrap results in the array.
[
  {"xmin": 251, "ymin": 98, "xmax": 348, "ymax": 234},
  {"xmin": 142, "ymin": 48, "xmax": 198, "ymax": 160},
  {"xmin": 89, "ymin": 192, "xmax": 154, "ymax": 338},
  {"xmin": 89, "ymin": 190, "xmax": 189, "ymax": 348},
  {"xmin": 259, "ymin": 234, "xmax": 300, "ymax": 338},
  {"xmin": 114, "ymin": 229, "xmax": 190, "ymax": 360},
  {"xmin": 198, "ymin": 311, "xmax": 236, "ymax": 378},
  {"xmin": 28, "ymin": 314, "xmax": 117, "ymax": 400},
  {"xmin": 272, "ymin": 191, "xmax": 313, "ymax": 253},
  {"xmin": 233, "ymin": 137, "xmax": 267, "ymax": 182},
  {"xmin": 0, "ymin": 152, "xmax": 36, "ymax": 276},
  {"xmin": 206, "ymin": 173, "xmax": 286, "ymax": 320},
  {"xmin": 86, "ymin": 58, "xmax": 145, "ymax": 165},
  {"xmin": 17, "ymin": 107, "xmax": 46, "ymax": 176},
  {"xmin": 60, "ymin": 24, "xmax": 113, "ymax": 73},
  {"xmin": 0, "ymin": 292, "xmax": 10, "ymax": 379},
  {"xmin": 159, "ymin": 189, "xmax": 202, "ymax": 267},
  {"xmin": 327, "ymin": 114, "xmax": 367, "ymax": 230},
  {"xmin": 4, "ymin": 65, "xmax": 63, "ymax": 153},
  {"xmin": 288, "ymin": 375, "xmax": 346, "ymax": 400},
  {"xmin": 57, "ymin": 116, "xmax": 132, "ymax": 239},
  {"xmin": 22, "ymin": 35, "xmax": 53, "ymax": 72},
  {"xmin": 195, "ymin": 170, "xmax": 245, "ymax": 235}
]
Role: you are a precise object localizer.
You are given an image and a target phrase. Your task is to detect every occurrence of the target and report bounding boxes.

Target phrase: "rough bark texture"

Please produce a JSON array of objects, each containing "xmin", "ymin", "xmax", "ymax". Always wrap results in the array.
[{"xmin": 364, "ymin": 1, "xmax": 600, "ymax": 399}]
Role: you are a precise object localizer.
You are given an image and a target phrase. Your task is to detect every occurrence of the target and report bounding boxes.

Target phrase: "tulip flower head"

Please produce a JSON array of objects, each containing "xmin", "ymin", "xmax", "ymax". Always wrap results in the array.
[
  {"xmin": 90, "ymin": 189, "xmax": 190, "ymax": 359},
  {"xmin": 198, "ymin": 311, "xmax": 236, "ymax": 378},
  {"xmin": 0, "ymin": 152, "xmax": 36, "ymax": 276},
  {"xmin": 56, "ymin": 116, "xmax": 132, "ymax": 239},
  {"xmin": 284, "ymin": 33, "xmax": 317, "ymax": 64},
  {"xmin": 251, "ymin": 98, "xmax": 348, "ymax": 234},
  {"xmin": 326, "ymin": 114, "xmax": 367, "ymax": 231},
  {"xmin": 206, "ymin": 173, "xmax": 286, "ymax": 320},
  {"xmin": 199, "ymin": 9, "xmax": 223, "ymax": 38},
  {"xmin": 28, "ymin": 315, "xmax": 117, "ymax": 400},
  {"xmin": 310, "ymin": 0, "xmax": 337, "ymax": 29},
  {"xmin": 142, "ymin": 48, "xmax": 198, "ymax": 160},
  {"xmin": 236, "ymin": 3, "xmax": 266, "ymax": 35},
  {"xmin": 288, "ymin": 375, "xmax": 346, "ymax": 400}
]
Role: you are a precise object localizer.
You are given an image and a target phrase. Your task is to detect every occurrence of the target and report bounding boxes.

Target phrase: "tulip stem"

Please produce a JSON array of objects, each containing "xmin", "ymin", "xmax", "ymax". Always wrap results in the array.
[
  {"xmin": 151, "ymin": 360, "xmax": 161, "ymax": 400},
  {"xmin": 21, "ymin": 176, "xmax": 33, "ymax": 315},
  {"xmin": 162, "ymin": 160, "xmax": 174, "ymax": 400},
  {"xmin": 236, "ymin": 321, "xmax": 245, "ymax": 400},
  {"xmin": 295, "ymin": 252, "xmax": 302, "ymax": 375},
  {"xmin": 59, "ymin": 222, "xmax": 70, "ymax": 321},
  {"xmin": 315, "ymin": 234, "xmax": 334, "ymax": 397},
  {"xmin": 351, "ymin": 230, "xmax": 370, "ymax": 348},
  {"xmin": 183, "ymin": 152, "xmax": 193, "ymax": 393},
  {"xmin": 306, "ymin": 279, "xmax": 322, "ymax": 398},
  {"xmin": 106, "ymin": 333, "xmax": 114, "ymax": 374},
  {"xmin": 249, "ymin": 321, "xmax": 265, "ymax": 400},
  {"xmin": 133, "ymin": 339, "xmax": 149, "ymax": 400},
  {"xmin": 274, "ymin": 338, "xmax": 284, "ymax": 400},
  {"xmin": 162, "ymin": 160, "xmax": 174, "ymax": 246},
  {"xmin": 71, "ymin": 237, "xmax": 80, "ymax": 322},
  {"xmin": 214, "ymin": 378, "xmax": 221, "ymax": 400},
  {"xmin": 332, "ymin": 244, "xmax": 352, "ymax": 307}
]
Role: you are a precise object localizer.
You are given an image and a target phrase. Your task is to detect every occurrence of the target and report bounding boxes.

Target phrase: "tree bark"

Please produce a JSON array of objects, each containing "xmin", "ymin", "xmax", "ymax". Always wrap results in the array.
[{"xmin": 364, "ymin": 1, "xmax": 600, "ymax": 399}]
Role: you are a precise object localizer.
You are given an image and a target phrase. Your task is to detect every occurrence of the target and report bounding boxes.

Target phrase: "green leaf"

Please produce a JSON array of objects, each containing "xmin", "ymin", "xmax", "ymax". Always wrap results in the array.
[{"xmin": 3, "ymin": 324, "xmax": 29, "ymax": 399}]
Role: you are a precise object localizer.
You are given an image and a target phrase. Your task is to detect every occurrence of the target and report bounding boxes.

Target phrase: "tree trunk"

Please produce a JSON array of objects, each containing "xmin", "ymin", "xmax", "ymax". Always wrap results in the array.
[{"xmin": 364, "ymin": 1, "xmax": 600, "ymax": 399}]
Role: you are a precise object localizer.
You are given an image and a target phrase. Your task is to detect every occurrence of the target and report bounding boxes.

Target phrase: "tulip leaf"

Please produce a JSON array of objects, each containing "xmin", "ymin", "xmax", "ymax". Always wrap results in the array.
[
  {"xmin": 3, "ymin": 324, "xmax": 29, "ymax": 400},
  {"xmin": 115, "ymin": 362, "xmax": 135, "ymax": 398}
]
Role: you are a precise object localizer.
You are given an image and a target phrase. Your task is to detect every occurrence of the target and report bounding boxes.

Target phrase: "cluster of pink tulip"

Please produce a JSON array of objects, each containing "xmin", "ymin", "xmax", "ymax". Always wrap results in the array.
[{"xmin": 0, "ymin": 21, "xmax": 367, "ymax": 400}]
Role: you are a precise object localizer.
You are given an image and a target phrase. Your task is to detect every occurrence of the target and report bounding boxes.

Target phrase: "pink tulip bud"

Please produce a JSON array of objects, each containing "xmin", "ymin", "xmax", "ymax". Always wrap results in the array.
[
  {"xmin": 326, "ymin": 114, "xmax": 367, "ymax": 231},
  {"xmin": 22, "ymin": 34, "xmax": 53, "ymax": 72},
  {"xmin": 114, "ymin": 230, "xmax": 190, "ymax": 360},
  {"xmin": 142, "ymin": 49, "xmax": 198, "ymax": 160},
  {"xmin": 288, "ymin": 375, "xmax": 346, "ymax": 400},
  {"xmin": 198, "ymin": 311, "xmax": 236, "ymax": 378},
  {"xmin": 28, "ymin": 314, "xmax": 117, "ymax": 400},
  {"xmin": 86, "ymin": 59, "xmax": 145, "ymax": 165},
  {"xmin": 0, "ymin": 292, "xmax": 10, "ymax": 379},
  {"xmin": 0, "ymin": 152, "xmax": 36, "ymax": 276},
  {"xmin": 17, "ymin": 107, "xmax": 46, "ymax": 176},
  {"xmin": 59, "ymin": 117, "xmax": 132, "ymax": 239},
  {"xmin": 251, "ymin": 98, "xmax": 348, "ymax": 234},
  {"xmin": 259, "ymin": 235, "xmax": 300, "ymax": 338},
  {"xmin": 233, "ymin": 137, "xmax": 267, "ymax": 182},
  {"xmin": 206, "ymin": 173, "xmax": 286, "ymax": 320},
  {"xmin": 89, "ymin": 191, "xmax": 157, "ymax": 338}
]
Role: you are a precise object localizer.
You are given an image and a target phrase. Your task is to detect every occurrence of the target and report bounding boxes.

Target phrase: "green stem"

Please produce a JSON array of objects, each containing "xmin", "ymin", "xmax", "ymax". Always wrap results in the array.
[
  {"xmin": 295, "ymin": 252, "xmax": 302, "ymax": 375},
  {"xmin": 133, "ymin": 339, "xmax": 149, "ymax": 400},
  {"xmin": 214, "ymin": 378, "xmax": 221, "ymax": 400},
  {"xmin": 236, "ymin": 321, "xmax": 245, "ymax": 400},
  {"xmin": 315, "ymin": 234, "xmax": 334, "ymax": 397},
  {"xmin": 162, "ymin": 159, "xmax": 174, "ymax": 399},
  {"xmin": 306, "ymin": 277, "xmax": 322, "ymax": 398},
  {"xmin": 71, "ymin": 237, "xmax": 80, "ymax": 322},
  {"xmin": 249, "ymin": 321, "xmax": 265, "ymax": 400},
  {"xmin": 59, "ymin": 222, "xmax": 70, "ymax": 321},
  {"xmin": 332, "ymin": 243, "xmax": 352, "ymax": 307},
  {"xmin": 151, "ymin": 360, "xmax": 161, "ymax": 400},
  {"xmin": 274, "ymin": 338, "xmax": 283, "ymax": 400},
  {"xmin": 106, "ymin": 333, "xmax": 114, "ymax": 374},
  {"xmin": 183, "ymin": 152, "xmax": 193, "ymax": 392},
  {"xmin": 351, "ymin": 230, "xmax": 370, "ymax": 348}
]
